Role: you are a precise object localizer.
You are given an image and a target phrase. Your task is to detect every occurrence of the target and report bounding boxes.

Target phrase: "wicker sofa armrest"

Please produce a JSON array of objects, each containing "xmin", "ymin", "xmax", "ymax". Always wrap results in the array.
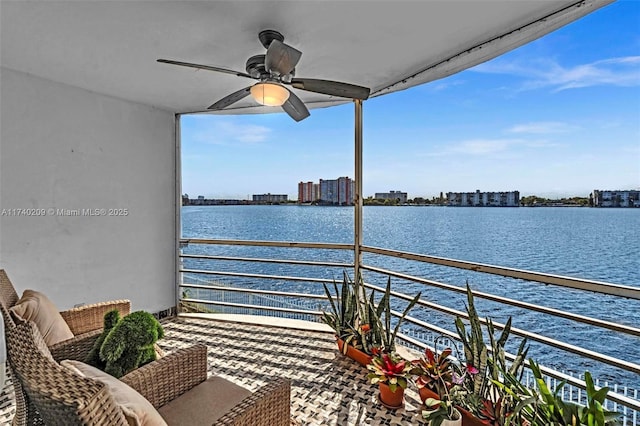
[
  {"xmin": 121, "ymin": 344, "xmax": 208, "ymax": 409},
  {"xmin": 60, "ymin": 299, "xmax": 131, "ymax": 335},
  {"xmin": 50, "ymin": 328, "xmax": 102, "ymax": 362},
  {"xmin": 216, "ymin": 377, "xmax": 291, "ymax": 426}
]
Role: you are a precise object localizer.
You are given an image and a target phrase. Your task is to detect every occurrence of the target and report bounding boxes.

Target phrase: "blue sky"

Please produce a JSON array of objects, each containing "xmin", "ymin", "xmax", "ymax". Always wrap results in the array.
[{"xmin": 181, "ymin": 1, "xmax": 639, "ymax": 200}]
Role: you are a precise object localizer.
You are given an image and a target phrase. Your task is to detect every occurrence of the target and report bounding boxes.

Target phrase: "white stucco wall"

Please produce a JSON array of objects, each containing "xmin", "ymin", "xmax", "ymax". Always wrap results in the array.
[{"xmin": 0, "ymin": 68, "xmax": 176, "ymax": 313}]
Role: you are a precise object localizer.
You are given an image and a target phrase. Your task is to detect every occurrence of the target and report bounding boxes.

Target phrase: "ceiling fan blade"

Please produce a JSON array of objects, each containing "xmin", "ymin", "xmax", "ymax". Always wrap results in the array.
[
  {"xmin": 282, "ymin": 90, "xmax": 310, "ymax": 122},
  {"xmin": 157, "ymin": 59, "xmax": 253, "ymax": 79},
  {"xmin": 208, "ymin": 86, "xmax": 252, "ymax": 110},
  {"xmin": 265, "ymin": 40, "xmax": 302, "ymax": 75},
  {"xmin": 290, "ymin": 78, "xmax": 370, "ymax": 100}
]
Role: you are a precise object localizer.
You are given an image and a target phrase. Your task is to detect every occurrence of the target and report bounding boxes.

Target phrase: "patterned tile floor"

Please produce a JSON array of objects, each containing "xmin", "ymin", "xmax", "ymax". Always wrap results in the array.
[{"xmin": 0, "ymin": 316, "xmax": 427, "ymax": 425}]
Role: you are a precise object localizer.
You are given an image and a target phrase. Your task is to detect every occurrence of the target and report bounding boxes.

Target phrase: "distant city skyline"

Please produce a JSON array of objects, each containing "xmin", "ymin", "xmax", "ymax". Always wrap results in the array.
[
  {"xmin": 184, "ymin": 187, "xmax": 629, "ymax": 202},
  {"xmin": 181, "ymin": 1, "xmax": 639, "ymax": 200}
]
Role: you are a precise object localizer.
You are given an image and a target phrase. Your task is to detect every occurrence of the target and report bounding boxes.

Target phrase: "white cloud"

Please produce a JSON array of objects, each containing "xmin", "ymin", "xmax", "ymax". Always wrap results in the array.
[
  {"xmin": 216, "ymin": 121, "xmax": 271, "ymax": 143},
  {"xmin": 472, "ymin": 56, "xmax": 640, "ymax": 92},
  {"xmin": 424, "ymin": 135, "xmax": 559, "ymax": 158},
  {"xmin": 424, "ymin": 138, "xmax": 522, "ymax": 157},
  {"xmin": 451, "ymin": 139, "xmax": 515, "ymax": 155},
  {"xmin": 426, "ymin": 79, "xmax": 465, "ymax": 92},
  {"xmin": 188, "ymin": 116, "xmax": 271, "ymax": 144},
  {"xmin": 507, "ymin": 121, "xmax": 578, "ymax": 134}
]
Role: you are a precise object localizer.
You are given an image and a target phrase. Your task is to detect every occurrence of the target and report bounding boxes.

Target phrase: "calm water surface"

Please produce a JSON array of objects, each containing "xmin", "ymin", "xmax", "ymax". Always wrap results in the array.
[{"xmin": 182, "ymin": 205, "xmax": 640, "ymax": 388}]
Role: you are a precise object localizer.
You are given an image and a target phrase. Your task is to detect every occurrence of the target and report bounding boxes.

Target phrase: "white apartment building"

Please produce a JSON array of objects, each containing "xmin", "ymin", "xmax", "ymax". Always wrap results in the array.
[
  {"xmin": 593, "ymin": 190, "xmax": 640, "ymax": 207},
  {"xmin": 374, "ymin": 191, "xmax": 408, "ymax": 203},
  {"xmin": 447, "ymin": 190, "xmax": 520, "ymax": 207}
]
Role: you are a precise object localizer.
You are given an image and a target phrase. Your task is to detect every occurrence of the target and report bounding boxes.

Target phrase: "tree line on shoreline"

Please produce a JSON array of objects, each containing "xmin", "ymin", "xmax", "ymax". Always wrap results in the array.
[{"xmin": 364, "ymin": 195, "xmax": 591, "ymax": 207}]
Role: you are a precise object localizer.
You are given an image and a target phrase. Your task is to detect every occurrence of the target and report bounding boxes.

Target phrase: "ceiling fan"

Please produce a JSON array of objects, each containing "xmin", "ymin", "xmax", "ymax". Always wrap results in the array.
[{"xmin": 157, "ymin": 30, "xmax": 370, "ymax": 122}]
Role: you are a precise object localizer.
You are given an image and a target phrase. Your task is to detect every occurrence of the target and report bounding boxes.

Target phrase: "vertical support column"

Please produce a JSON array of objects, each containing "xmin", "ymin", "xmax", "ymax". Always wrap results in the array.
[
  {"xmin": 354, "ymin": 99, "xmax": 363, "ymax": 281},
  {"xmin": 174, "ymin": 113, "xmax": 182, "ymax": 314}
]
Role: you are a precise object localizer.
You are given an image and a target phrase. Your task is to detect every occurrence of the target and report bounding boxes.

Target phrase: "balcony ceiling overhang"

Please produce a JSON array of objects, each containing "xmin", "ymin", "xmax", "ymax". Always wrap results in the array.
[{"xmin": 0, "ymin": 0, "xmax": 613, "ymax": 115}]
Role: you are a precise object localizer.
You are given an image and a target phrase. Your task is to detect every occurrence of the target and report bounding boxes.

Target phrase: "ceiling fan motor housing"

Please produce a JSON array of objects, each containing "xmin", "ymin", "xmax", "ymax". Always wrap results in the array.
[
  {"xmin": 246, "ymin": 53, "xmax": 294, "ymax": 81},
  {"xmin": 258, "ymin": 29, "xmax": 285, "ymax": 49},
  {"xmin": 245, "ymin": 54, "xmax": 267, "ymax": 78}
]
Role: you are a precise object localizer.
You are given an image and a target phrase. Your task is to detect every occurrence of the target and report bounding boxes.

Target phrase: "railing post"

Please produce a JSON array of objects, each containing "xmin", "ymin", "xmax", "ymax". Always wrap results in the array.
[{"xmin": 354, "ymin": 99, "xmax": 363, "ymax": 282}]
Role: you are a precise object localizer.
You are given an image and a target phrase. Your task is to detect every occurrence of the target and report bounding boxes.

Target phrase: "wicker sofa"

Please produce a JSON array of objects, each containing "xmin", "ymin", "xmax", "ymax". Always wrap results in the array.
[{"xmin": 0, "ymin": 270, "xmax": 292, "ymax": 425}]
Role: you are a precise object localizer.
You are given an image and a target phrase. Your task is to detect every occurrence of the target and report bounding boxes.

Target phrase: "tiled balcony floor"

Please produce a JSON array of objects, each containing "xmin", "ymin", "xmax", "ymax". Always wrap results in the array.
[{"xmin": 0, "ymin": 316, "xmax": 427, "ymax": 425}]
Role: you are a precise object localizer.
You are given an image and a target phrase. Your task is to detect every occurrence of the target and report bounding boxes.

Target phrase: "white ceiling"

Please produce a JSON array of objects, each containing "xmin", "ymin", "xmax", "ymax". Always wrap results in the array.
[{"xmin": 0, "ymin": 0, "xmax": 613, "ymax": 115}]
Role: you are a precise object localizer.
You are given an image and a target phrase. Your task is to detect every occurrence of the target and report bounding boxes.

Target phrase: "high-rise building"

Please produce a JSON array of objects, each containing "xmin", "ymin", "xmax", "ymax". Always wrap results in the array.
[
  {"xmin": 299, "ymin": 177, "xmax": 354, "ymax": 205},
  {"xmin": 317, "ymin": 177, "xmax": 354, "ymax": 205},
  {"xmin": 298, "ymin": 181, "xmax": 315, "ymax": 203},
  {"xmin": 313, "ymin": 183, "xmax": 320, "ymax": 202}
]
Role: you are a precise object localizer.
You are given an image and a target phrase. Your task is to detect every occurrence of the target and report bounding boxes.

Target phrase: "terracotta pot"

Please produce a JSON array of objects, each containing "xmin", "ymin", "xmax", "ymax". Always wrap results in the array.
[
  {"xmin": 336, "ymin": 338, "xmax": 372, "ymax": 366},
  {"xmin": 378, "ymin": 382, "xmax": 404, "ymax": 409},
  {"xmin": 418, "ymin": 386, "xmax": 439, "ymax": 403},
  {"xmin": 458, "ymin": 406, "xmax": 484, "ymax": 426}
]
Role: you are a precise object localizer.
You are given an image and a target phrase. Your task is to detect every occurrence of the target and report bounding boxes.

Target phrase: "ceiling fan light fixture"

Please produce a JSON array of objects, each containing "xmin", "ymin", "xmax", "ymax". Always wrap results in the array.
[{"xmin": 250, "ymin": 82, "xmax": 290, "ymax": 106}]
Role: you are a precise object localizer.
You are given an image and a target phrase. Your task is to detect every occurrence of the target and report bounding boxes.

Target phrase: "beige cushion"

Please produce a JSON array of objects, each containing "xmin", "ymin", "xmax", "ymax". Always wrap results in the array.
[
  {"xmin": 10, "ymin": 289, "xmax": 74, "ymax": 346},
  {"xmin": 158, "ymin": 376, "xmax": 252, "ymax": 425},
  {"xmin": 61, "ymin": 360, "xmax": 167, "ymax": 426}
]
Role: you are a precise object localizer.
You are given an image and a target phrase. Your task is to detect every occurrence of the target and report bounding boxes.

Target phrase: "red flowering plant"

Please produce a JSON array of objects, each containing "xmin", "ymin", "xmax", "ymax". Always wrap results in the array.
[
  {"xmin": 420, "ymin": 349, "xmax": 465, "ymax": 425},
  {"xmin": 410, "ymin": 335, "xmax": 480, "ymax": 399},
  {"xmin": 367, "ymin": 350, "xmax": 413, "ymax": 393},
  {"xmin": 414, "ymin": 339, "xmax": 480, "ymax": 425},
  {"xmin": 410, "ymin": 345, "xmax": 455, "ymax": 398}
]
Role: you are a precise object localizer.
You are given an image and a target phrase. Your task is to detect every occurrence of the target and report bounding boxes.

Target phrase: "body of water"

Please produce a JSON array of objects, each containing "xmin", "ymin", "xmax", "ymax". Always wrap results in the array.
[{"xmin": 181, "ymin": 205, "xmax": 639, "ymax": 389}]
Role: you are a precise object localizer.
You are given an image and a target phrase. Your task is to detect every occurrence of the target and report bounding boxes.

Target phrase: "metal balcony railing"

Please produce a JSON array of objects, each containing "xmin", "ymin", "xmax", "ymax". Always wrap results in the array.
[{"xmin": 178, "ymin": 237, "xmax": 640, "ymax": 423}]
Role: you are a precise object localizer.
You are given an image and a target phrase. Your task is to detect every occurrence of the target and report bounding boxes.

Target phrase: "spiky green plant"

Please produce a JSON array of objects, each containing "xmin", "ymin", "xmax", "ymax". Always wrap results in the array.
[
  {"xmin": 375, "ymin": 276, "xmax": 421, "ymax": 353},
  {"xmin": 454, "ymin": 282, "xmax": 525, "ymax": 416},
  {"xmin": 528, "ymin": 360, "xmax": 621, "ymax": 426},
  {"xmin": 454, "ymin": 282, "xmax": 490, "ymax": 400},
  {"xmin": 322, "ymin": 272, "xmax": 420, "ymax": 355},
  {"xmin": 322, "ymin": 271, "xmax": 359, "ymax": 353}
]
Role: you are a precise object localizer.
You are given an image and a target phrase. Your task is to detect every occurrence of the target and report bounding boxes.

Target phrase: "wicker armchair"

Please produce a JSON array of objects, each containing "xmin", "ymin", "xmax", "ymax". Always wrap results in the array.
[
  {"xmin": 0, "ymin": 269, "xmax": 130, "ymax": 360},
  {"xmin": 7, "ymin": 321, "xmax": 291, "ymax": 425},
  {"xmin": 0, "ymin": 269, "xmax": 130, "ymax": 425}
]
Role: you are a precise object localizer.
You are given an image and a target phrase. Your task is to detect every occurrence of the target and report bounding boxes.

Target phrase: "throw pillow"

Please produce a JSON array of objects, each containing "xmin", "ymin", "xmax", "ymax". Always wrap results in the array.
[
  {"xmin": 61, "ymin": 359, "xmax": 167, "ymax": 426},
  {"xmin": 10, "ymin": 289, "xmax": 74, "ymax": 346}
]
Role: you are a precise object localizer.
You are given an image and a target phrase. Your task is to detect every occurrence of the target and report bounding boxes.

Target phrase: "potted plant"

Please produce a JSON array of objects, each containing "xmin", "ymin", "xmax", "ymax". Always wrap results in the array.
[
  {"xmin": 322, "ymin": 271, "xmax": 377, "ymax": 364},
  {"xmin": 322, "ymin": 272, "xmax": 420, "ymax": 364},
  {"xmin": 322, "ymin": 271, "xmax": 370, "ymax": 364},
  {"xmin": 521, "ymin": 360, "xmax": 619, "ymax": 425},
  {"xmin": 419, "ymin": 344, "xmax": 464, "ymax": 426},
  {"xmin": 423, "ymin": 397, "xmax": 463, "ymax": 426},
  {"xmin": 412, "ymin": 346, "xmax": 453, "ymax": 402},
  {"xmin": 453, "ymin": 283, "xmax": 529, "ymax": 425},
  {"xmin": 367, "ymin": 350, "xmax": 413, "ymax": 409},
  {"xmin": 490, "ymin": 358, "xmax": 621, "ymax": 425},
  {"xmin": 453, "ymin": 284, "xmax": 618, "ymax": 426},
  {"xmin": 411, "ymin": 336, "xmax": 477, "ymax": 402}
]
